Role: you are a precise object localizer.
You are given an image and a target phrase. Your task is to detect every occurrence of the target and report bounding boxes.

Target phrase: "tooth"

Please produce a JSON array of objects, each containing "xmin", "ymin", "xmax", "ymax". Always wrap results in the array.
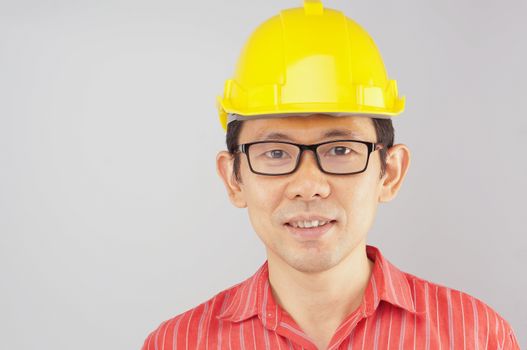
[{"xmin": 290, "ymin": 220, "xmax": 332, "ymax": 228}]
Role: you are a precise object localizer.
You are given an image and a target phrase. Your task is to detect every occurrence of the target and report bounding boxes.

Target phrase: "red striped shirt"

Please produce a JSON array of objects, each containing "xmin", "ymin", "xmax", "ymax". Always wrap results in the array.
[{"xmin": 142, "ymin": 245, "xmax": 520, "ymax": 349}]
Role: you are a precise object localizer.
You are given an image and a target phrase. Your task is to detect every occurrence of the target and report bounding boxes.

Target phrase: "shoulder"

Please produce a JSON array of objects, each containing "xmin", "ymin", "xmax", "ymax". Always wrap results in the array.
[
  {"xmin": 140, "ymin": 282, "xmax": 242, "ymax": 350},
  {"xmin": 403, "ymin": 271, "xmax": 520, "ymax": 348}
]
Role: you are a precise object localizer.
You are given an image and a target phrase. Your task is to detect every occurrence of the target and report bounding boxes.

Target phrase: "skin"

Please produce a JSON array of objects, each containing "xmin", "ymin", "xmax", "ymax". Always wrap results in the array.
[{"xmin": 216, "ymin": 114, "xmax": 411, "ymax": 350}]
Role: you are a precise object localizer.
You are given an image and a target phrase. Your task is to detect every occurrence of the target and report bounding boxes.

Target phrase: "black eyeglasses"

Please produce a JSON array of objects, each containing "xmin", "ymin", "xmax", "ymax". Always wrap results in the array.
[{"xmin": 236, "ymin": 139, "xmax": 384, "ymax": 176}]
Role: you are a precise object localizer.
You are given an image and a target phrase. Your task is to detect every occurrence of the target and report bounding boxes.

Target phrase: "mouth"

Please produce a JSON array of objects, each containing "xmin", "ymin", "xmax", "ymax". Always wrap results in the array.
[
  {"xmin": 284, "ymin": 219, "xmax": 337, "ymax": 240},
  {"xmin": 285, "ymin": 219, "xmax": 335, "ymax": 228}
]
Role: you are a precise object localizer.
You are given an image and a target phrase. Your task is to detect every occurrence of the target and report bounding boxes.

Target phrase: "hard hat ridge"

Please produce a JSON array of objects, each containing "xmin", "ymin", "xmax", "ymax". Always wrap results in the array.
[{"xmin": 303, "ymin": 0, "xmax": 324, "ymax": 15}]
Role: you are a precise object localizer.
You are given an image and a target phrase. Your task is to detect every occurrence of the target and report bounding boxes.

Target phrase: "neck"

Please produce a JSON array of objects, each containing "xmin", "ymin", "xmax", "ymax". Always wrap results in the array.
[{"xmin": 267, "ymin": 243, "xmax": 374, "ymax": 328}]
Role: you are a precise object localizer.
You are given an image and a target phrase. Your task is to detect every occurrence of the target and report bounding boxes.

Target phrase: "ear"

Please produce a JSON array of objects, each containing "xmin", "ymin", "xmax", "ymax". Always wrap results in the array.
[
  {"xmin": 216, "ymin": 150, "xmax": 247, "ymax": 208},
  {"xmin": 378, "ymin": 144, "xmax": 411, "ymax": 203}
]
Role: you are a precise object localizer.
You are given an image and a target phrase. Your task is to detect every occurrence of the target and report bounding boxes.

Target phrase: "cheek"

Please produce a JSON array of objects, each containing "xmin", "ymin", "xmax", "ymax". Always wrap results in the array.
[
  {"xmin": 244, "ymin": 178, "xmax": 283, "ymax": 230},
  {"xmin": 239, "ymin": 164, "xmax": 283, "ymax": 233},
  {"xmin": 337, "ymin": 177, "xmax": 380, "ymax": 230}
]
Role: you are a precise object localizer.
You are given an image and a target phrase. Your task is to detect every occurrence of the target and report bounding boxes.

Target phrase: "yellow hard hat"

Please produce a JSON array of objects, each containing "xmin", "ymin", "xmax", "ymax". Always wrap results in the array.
[{"xmin": 217, "ymin": 0, "xmax": 405, "ymax": 131}]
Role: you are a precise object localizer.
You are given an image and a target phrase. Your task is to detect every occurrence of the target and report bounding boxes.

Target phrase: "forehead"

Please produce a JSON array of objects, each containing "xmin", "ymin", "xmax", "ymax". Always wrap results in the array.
[{"xmin": 238, "ymin": 114, "xmax": 376, "ymax": 143}]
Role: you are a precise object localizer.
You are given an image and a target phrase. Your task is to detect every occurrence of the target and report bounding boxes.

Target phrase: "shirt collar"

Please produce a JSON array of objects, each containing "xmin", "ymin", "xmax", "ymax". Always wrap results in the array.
[{"xmin": 216, "ymin": 244, "xmax": 419, "ymax": 325}]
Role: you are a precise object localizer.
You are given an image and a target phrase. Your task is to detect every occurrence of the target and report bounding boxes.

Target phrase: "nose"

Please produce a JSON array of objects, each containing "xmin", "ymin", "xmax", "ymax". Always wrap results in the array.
[{"xmin": 284, "ymin": 149, "xmax": 331, "ymax": 201}]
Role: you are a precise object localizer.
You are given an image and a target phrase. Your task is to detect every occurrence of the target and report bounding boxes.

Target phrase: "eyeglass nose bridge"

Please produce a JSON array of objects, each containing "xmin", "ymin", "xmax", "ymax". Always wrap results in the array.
[{"xmin": 292, "ymin": 143, "xmax": 326, "ymax": 173}]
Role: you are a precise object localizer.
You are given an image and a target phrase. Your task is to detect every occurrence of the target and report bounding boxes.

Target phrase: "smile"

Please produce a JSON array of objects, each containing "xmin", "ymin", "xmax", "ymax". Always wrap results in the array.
[
  {"xmin": 284, "ymin": 219, "xmax": 337, "ymax": 240},
  {"xmin": 288, "ymin": 220, "xmax": 330, "ymax": 228}
]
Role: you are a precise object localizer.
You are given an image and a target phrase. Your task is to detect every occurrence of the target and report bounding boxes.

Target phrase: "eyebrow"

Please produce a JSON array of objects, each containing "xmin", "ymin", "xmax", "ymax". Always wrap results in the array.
[{"xmin": 256, "ymin": 128, "xmax": 365, "ymax": 142}]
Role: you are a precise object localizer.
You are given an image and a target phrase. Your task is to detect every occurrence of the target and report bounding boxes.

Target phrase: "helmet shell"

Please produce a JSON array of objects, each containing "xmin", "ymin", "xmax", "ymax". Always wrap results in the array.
[{"xmin": 217, "ymin": 0, "xmax": 405, "ymax": 130}]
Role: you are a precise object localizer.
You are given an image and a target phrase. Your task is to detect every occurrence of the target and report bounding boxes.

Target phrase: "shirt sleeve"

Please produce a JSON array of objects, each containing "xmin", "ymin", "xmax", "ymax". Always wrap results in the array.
[
  {"xmin": 504, "ymin": 327, "xmax": 521, "ymax": 350},
  {"xmin": 141, "ymin": 331, "xmax": 154, "ymax": 350}
]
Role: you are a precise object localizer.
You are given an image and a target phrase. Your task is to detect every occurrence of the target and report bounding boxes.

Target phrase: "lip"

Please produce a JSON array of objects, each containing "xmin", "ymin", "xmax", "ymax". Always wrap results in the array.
[{"xmin": 284, "ymin": 220, "xmax": 336, "ymax": 241}]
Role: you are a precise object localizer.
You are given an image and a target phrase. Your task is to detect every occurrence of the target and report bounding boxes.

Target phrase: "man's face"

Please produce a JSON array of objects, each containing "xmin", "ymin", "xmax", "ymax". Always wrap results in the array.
[{"xmin": 218, "ymin": 114, "xmax": 403, "ymax": 274}]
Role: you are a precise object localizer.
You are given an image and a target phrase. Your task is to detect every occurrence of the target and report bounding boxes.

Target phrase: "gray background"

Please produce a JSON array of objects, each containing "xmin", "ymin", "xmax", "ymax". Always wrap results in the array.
[{"xmin": 1, "ymin": 0, "xmax": 525, "ymax": 349}]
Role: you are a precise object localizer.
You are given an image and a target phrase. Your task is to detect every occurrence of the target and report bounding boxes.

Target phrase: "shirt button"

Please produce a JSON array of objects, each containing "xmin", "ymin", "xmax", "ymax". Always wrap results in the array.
[{"xmin": 267, "ymin": 312, "xmax": 273, "ymax": 317}]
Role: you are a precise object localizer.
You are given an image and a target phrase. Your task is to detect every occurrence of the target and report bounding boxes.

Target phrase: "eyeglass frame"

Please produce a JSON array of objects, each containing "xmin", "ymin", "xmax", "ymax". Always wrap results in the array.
[{"xmin": 235, "ymin": 139, "xmax": 385, "ymax": 176}]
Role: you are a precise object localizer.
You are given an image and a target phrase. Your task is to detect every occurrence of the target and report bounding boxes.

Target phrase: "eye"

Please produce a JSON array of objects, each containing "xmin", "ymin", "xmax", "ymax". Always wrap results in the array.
[
  {"xmin": 328, "ymin": 146, "xmax": 352, "ymax": 156},
  {"xmin": 264, "ymin": 149, "xmax": 290, "ymax": 159}
]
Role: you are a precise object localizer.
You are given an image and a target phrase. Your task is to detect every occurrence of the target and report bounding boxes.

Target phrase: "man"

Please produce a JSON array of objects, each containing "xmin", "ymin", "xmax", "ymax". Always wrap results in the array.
[{"xmin": 142, "ymin": 1, "xmax": 519, "ymax": 349}]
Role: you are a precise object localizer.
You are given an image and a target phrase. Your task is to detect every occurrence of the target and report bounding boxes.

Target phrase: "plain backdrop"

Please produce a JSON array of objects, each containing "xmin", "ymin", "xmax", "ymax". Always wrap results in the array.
[{"xmin": 1, "ymin": 0, "xmax": 526, "ymax": 349}]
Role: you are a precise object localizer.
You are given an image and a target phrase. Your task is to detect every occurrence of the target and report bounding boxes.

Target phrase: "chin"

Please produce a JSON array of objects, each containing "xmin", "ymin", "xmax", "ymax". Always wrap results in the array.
[{"xmin": 281, "ymin": 249, "xmax": 341, "ymax": 274}]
